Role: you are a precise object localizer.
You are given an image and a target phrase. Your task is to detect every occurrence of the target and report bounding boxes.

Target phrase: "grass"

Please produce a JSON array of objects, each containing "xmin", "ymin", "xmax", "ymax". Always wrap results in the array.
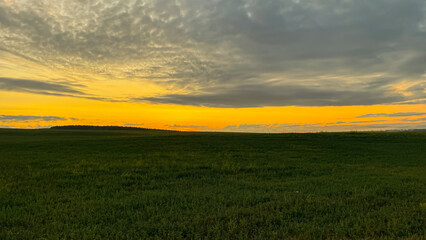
[{"xmin": 0, "ymin": 129, "xmax": 425, "ymax": 239}]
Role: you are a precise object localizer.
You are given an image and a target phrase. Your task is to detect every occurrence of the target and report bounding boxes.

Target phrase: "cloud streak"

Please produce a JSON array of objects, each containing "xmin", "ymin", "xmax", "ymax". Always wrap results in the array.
[
  {"xmin": 0, "ymin": 77, "xmax": 123, "ymax": 102},
  {"xmin": 136, "ymin": 83, "xmax": 407, "ymax": 107},
  {"xmin": 356, "ymin": 112, "xmax": 426, "ymax": 118},
  {"xmin": 0, "ymin": 77, "xmax": 84, "ymax": 95},
  {"xmin": 205, "ymin": 121, "xmax": 426, "ymax": 133},
  {"xmin": 165, "ymin": 124, "xmax": 207, "ymax": 128},
  {"xmin": 0, "ymin": 115, "xmax": 75, "ymax": 123}
]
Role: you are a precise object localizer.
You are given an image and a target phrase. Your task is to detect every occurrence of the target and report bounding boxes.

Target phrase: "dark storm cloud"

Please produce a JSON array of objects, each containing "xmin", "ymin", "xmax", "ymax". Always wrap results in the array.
[
  {"xmin": 357, "ymin": 112, "xmax": 426, "ymax": 118},
  {"xmin": 0, "ymin": 115, "xmax": 68, "ymax": 122},
  {"xmin": 0, "ymin": 0, "xmax": 425, "ymax": 107}
]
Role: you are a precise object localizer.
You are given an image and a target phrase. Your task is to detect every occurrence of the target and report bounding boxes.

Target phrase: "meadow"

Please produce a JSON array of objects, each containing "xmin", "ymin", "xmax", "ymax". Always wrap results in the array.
[{"xmin": 0, "ymin": 129, "xmax": 425, "ymax": 239}]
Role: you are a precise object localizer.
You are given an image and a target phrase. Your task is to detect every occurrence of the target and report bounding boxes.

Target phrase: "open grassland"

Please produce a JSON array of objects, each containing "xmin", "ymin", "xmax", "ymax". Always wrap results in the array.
[{"xmin": 0, "ymin": 129, "xmax": 425, "ymax": 239}]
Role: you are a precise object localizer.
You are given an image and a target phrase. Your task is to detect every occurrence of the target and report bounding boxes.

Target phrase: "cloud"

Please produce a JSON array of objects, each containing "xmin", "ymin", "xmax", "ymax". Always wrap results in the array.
[
  {"xmin": 136, "ymin": 83, "xmax": 407, "ymax": 107},
  {"xmin": 0, "ymin": 77, "xmax": 84, "ymax": 95},
  {"xmin": 209, "ymin": 123, "xmax": 310, "ymax": 133},
  {"xmin": 123, "ymin": 123, "xmax": 143, "ymax": 127},
  {"xmin": 356, "ymin": 112, "xmax": 426, "ymax": 118},
  {"xmin": 165, "ymin": 124, "xmax": 207, "ymax": 128},
  {"xmin": 0, "ymin": 0, "xmax": 426, "ymax": 107},
  {"xmin": 326, "ymin": 121, "xmax": 347, "ymax": 125},
  {"xmin": 349, "ymin": 120, "xmax": 387, "ymax": 124},
  {"xmin": 0, "ymin": 115, "xmax": 70, "ymax": 123},
  {"xmin": 204, "ymin": 122, "xmax": 426, "ymax": 133},
  {"xmin": 400, "ymin": 117, "xmax": 426, "ymax": 122},
  {"xmin": 0, "ymin": 77, "xmax": 121, "ymax": 102}
]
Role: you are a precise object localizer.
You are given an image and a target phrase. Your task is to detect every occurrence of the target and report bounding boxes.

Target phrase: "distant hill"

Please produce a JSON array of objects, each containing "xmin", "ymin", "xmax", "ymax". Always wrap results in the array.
[{"xmin": 51, "ymin": 125, "xmax": 155, "ymax": 131}]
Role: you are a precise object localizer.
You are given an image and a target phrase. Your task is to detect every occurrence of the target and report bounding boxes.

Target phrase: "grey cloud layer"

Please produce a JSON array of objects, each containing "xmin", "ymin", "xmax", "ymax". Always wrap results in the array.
[
  {"xmin": 0, "ymin": 77, "xmax": 121, "ymax": 101},
  {"xmin": 357, "ymin": 112, "xmax": 426, "ymax": 118},
  {"xmin": 1, "ymin": 0, "xmax": 426, "ymax": 107},
  {"xmin": 0, "ymin": 115, "xmax": 74, "ymax": 122},
  {"xmin": 165, "ymin": 124, "xmax": 207, "ymax": 128},
  {"xmin": 0, "ymin": 77, "xmax": 84, "ymax": 95},
  {"xmin": 136, "ymin": 83, "xmax": 407, "ymax": 107},
  {"xmin": 206, "ymin": 122, "xmax": 426, "ymax": 133}
]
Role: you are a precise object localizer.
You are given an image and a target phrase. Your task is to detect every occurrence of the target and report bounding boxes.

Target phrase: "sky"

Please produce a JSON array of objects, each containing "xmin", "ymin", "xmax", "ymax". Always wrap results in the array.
[{"xmin": 0, "ymin": 0, "xmax": 425, "ymax": 132}]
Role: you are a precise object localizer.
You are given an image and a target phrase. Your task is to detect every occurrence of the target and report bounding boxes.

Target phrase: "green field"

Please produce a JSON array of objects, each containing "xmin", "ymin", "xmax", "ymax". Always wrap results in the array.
[{"xmin": 0, "ymin": 129, "xmax": 425, "ymax": 239}]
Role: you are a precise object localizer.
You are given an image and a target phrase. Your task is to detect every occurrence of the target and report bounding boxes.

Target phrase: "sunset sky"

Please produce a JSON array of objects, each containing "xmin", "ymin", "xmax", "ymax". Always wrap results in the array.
[{"xmin": 1, "ymin": 0, "xmax": 425, "ymax": 132}]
